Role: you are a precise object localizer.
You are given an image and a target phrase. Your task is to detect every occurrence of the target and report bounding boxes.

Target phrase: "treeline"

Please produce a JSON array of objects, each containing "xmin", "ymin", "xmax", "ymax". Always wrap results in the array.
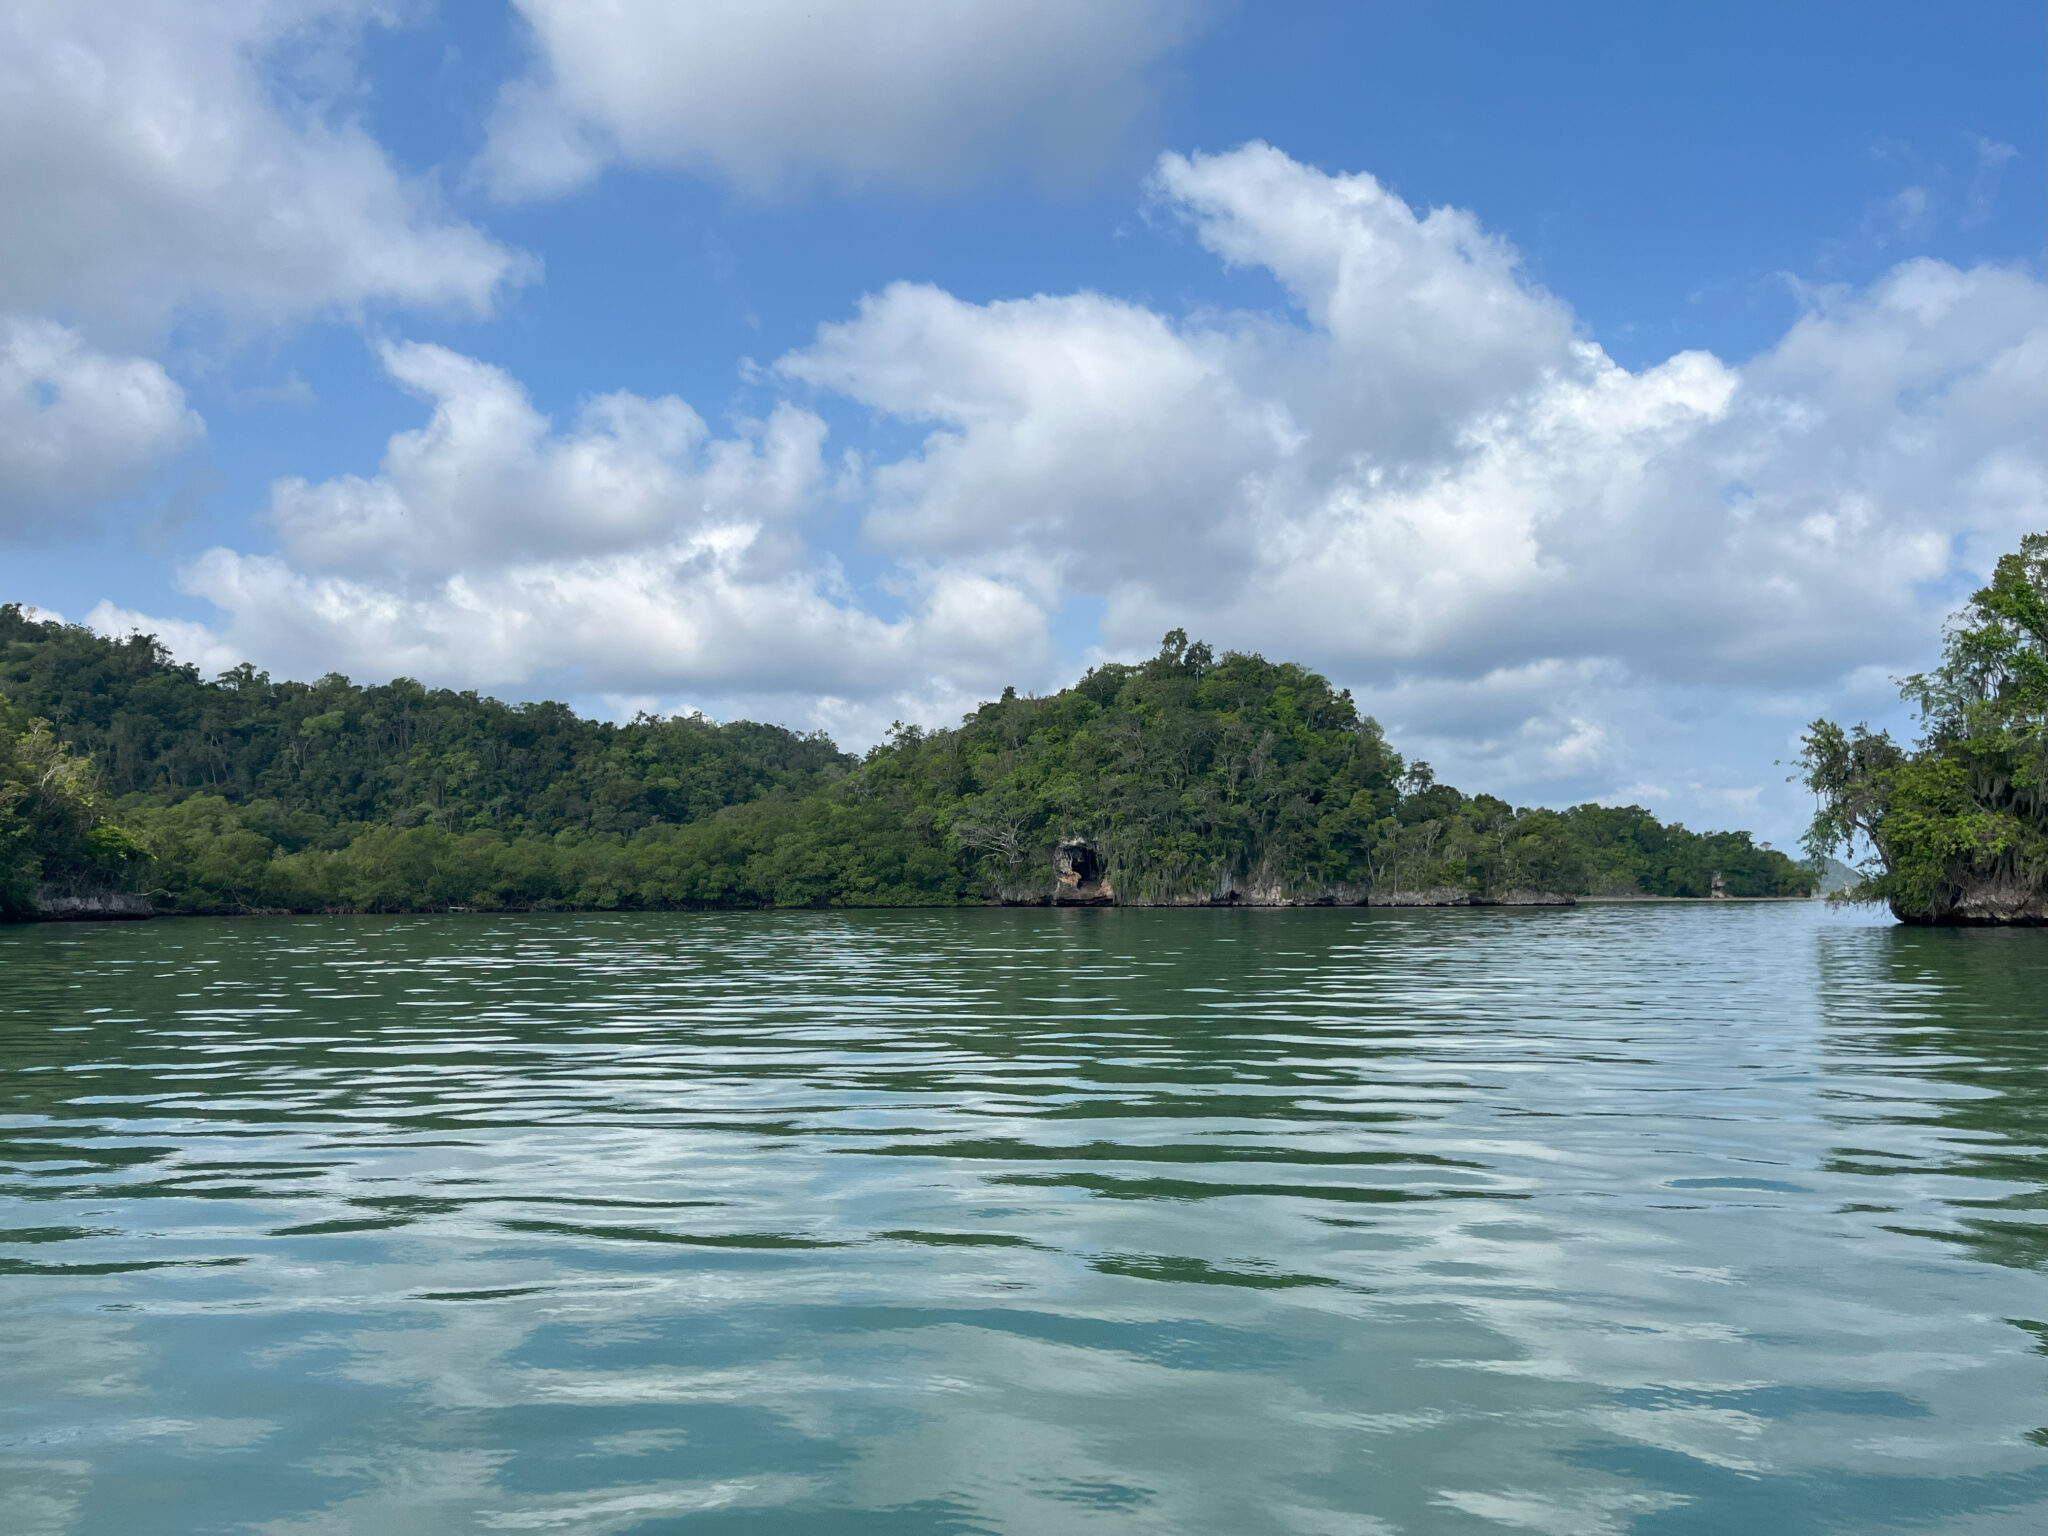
[
  {"xmin": 1802, "ymin": 533, "xmax": 2046, "ymax": 924},
  {"xmin": 1, "ymin": 606, "xmax": 1811, "ymax": 915},
  {"xmin": 0, "ymin": 605, "xmax": 850, "ymax": 835}
]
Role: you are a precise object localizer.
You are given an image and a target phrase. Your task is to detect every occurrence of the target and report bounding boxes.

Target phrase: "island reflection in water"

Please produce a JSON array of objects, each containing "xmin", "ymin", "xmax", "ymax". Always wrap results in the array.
[{"xmin": 1, "ymin": 903, "xmax": 2041, "ymax": 1534}]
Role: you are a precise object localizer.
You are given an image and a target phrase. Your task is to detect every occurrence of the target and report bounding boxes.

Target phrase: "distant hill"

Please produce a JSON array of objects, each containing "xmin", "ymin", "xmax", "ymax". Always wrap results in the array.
[
  {"xmin": 1814, "ymin": 857, "xmax": 1865, "ymax": 896},
  {"xmin": 2, "ymin": 608, "xmax": 1812, "ymax": 916}
]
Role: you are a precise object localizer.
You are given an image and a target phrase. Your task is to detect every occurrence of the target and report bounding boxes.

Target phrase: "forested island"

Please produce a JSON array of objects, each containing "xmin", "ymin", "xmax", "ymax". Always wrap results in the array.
[
  {"xmin": 1801, "ymin": 533, "xmax": 2047, "ymax": 925},
  {"xmin": 3, "ymin": 608, "xmax": 1815, "ymax": 918}
]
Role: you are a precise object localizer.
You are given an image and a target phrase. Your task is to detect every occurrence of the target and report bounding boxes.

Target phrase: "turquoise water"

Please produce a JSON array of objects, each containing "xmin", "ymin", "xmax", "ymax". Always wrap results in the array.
[{"xmin": 0, "ymin": 903, "xmax": 2041, "ymax": 1534}]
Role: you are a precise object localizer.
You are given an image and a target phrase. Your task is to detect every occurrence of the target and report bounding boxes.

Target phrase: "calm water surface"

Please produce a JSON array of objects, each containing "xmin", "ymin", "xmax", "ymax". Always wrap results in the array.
[{"xmin": 0, "ymin": 904, "xmax": 2041, "ymax": 1534}]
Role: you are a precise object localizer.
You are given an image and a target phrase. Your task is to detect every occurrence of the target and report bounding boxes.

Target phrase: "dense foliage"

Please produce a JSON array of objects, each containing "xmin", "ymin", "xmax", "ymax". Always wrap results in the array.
[
  {"xmin": 0, "ymin": 699, "xmax": 149, "ymax": 918},
  {"xmin": 0, "ymin": 605, "xmax": 851, "ymax": 835},
  {"xmin": 801, "ymin": 631, "xmax": 1805, "ymax": 904},
  {"xmin": 1801, "ymin": 533, "xmax": 2048, "ymax": 923},
  {"xmin": 1, "ymin": 608, "xmax": 1810, "ymax": 915}
]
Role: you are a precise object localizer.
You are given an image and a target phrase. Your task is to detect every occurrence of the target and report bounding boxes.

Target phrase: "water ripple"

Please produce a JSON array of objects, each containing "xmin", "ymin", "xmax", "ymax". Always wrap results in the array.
[{"xmin": 0, "ymin": 904, "xmax": 2041, "ymax": 1534}]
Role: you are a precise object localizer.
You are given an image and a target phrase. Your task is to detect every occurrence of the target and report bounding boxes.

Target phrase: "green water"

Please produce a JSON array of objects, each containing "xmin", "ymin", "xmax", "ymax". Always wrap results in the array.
[{"xmin": 0, "ymin": 904, "xmax": 2041, "ymax": 1534}]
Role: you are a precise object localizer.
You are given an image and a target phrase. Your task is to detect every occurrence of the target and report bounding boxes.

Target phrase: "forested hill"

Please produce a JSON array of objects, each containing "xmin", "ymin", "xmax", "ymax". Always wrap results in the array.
[
  {"xmin": 1, "ymin": 607, "xmax": 1811, "ymax": 916},
  {"xmin": 812, "ymin": 631, "xmax": 1807, "ymax": 905},
  {"xmin": 0, "ymin": 605, "xmax": 852, "ymax": 833}
]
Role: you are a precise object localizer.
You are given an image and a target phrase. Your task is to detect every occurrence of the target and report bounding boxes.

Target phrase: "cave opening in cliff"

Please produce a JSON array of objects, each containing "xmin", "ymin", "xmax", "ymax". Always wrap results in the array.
[{"xmin": 1054, "ymin": 839, "xmax": 1107, "ymax": 892}]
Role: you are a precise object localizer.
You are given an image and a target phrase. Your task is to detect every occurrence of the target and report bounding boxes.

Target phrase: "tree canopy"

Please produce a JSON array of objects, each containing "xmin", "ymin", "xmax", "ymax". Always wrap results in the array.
[
  {"xmin": 1800, "ymin": 533, "xmax": 2047, "ymax": 924},
  {"xmin": 0, "ymin": 699, "xmax": 149, "ymax": 918}
]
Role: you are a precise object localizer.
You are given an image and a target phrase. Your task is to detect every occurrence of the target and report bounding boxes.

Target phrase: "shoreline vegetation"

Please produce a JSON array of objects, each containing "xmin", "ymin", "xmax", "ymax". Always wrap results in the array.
[
  {"xmin": 3, "ymin": 611, "xmax": 1814, "ymax": 920},
  {"xmin": 1800, "ymin": 533, "xmax": 2047, "ymax": 927},
  {"xmin": 14, "ymin": 530, "xmax": 2033, "ymax": 929}
]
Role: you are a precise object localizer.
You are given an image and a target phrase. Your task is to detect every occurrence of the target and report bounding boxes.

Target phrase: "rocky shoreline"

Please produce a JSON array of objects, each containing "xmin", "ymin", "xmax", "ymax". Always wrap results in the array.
[
  {"xmin": 995, "ymin": 843, "xmax": 1589, "ymax": 908},
  {"xmin": 29, "ymin": 889, "xmax": 155, "ymax": 920},
  {"xmin": 42, "ymin": 878, "xmax": 2044, "ymax": 923},
  {"xmin": 1891, "ymin": 877, "xmax": 2048, "ymax": 926},
  {"xmin": 1008, "ymin": 887, "xmax": 1581, "ymax": 909}
]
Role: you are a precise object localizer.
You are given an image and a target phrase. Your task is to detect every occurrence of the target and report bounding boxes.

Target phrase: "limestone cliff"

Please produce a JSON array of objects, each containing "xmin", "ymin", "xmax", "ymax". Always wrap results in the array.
[
  {"xmin": 1891, "ymin": 876, "xmax": 2048, "ymax": 927},
  {"xmin": 999, "ymin": 842, "xmax": 1574, "ymax": 908},
  {"xmin": 33, "ymin": 887, "xmax": 154, "ymax": 920}
]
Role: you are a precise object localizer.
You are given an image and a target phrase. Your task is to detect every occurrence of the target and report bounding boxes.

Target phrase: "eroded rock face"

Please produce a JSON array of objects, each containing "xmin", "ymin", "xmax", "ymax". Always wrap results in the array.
[
  {"xmin": 1052, "ymin": 839, "xmax": 1114, "ymax": 905},
  {"xmin": 34, "ymin": 889, "xmax": 154, "ymax": 920},
  {"xmin": 1895, "ymin": 877, "xmax": 2048, "ymax": 926},
  {"xmin": 1370, "ymin": 889, "xmax": 1576, "ymax": 907},
  {"xmin": 1016, "ymin": 853, "xmax": 1580, "ymax": 908},
  {"xmin": 1001, "ymin": 849, "xmax": 1581, "ymax": 909},
  {"xmin": 1368, "ymin": 887, "xmax": 1473, "ymax": 907}
]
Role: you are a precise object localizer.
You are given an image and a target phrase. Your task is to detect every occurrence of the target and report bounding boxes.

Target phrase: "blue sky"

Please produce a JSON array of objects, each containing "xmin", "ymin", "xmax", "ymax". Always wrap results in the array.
[{"xmin": 2, "ymin": 0, "xmax": 2042, "ymax": 847}]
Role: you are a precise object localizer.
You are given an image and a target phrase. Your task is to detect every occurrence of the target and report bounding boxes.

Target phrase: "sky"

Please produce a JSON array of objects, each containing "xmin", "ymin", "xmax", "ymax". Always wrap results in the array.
[{"xmin": 1, "ymin": 0, "xmax": 2042, "ymax": 849}]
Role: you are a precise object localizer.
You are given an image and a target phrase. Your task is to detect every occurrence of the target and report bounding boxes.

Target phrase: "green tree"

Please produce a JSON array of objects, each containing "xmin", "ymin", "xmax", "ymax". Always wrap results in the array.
[
  {"xmin": 0, "ymin": 700, "xmax": 150, "ymax": 917},
  {"xmin": 1800, "ymin": 533, "xmax": 2048, "ymax": 923}
]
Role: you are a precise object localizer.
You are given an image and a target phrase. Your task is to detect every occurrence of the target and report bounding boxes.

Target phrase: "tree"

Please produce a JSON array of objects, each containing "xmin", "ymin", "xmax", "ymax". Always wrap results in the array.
[
  {"xmin": 1800, "ymin": 534, "xmax": 2048, "ymax": 924},
  {"xmin": 0, "ymin": 701, "xmax": 150, "ymax": 917}
]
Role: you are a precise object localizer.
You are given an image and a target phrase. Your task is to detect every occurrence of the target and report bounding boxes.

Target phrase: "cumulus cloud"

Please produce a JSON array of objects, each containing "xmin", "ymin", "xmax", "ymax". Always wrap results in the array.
[
  {"xmin": 171, "ymin": 542, "xmax": 1052, "ymax": 736},
  {"xmin": 777, "ymin": 144, "xmax": 2043, "ymax": 713},
  {"xmin": 102, "ymin": 144, "xmax": 2043, "ymax": 828},
  {"xmin": 266, "ymin": 341, "xmax": 831, "ymax": 579},
  {"xmin": 1153, "ymin": 143, "xmax": 1579, "ymax": 447},
  {"xmin": 781, "ymin": 283, "xmax": 1299, "ymax": 597},
  {"xmin": 0, "ymin": 0, "xmax": 526, "ymax": 337},
  {"xmin": 0, "ymin": 318, "xmax": 202, "ymax": 539},
  {"xmin": 81, "ymin": 601, "xmax": 248, "ymax": 679},
  {"xmin": 149, "ymin": 339, "xmax": 1050, "ymax": 717},
  {"xmin": 1347, "ymin": 661, "xmax": 1789, "ymax": 835},
  {"xmin": 481, "ymin": 0, "xmax": 1202, "ymax": 198}
]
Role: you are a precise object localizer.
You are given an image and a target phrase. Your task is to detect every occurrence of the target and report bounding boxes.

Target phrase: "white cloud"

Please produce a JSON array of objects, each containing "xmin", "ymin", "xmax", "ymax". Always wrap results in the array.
[
  {"xmin": 0, "ymin": 318, "xmax": 202, "ymax": 538},
  {"xmin": 0, "ymin": 0, "xmax": 526, "ymax": 338},
  {"xmin": 175, "ymin": 543, "xmax": 1048, "ymax": 708},
  {"xmin": 780, "ymin": 283, "xmax": 1298, "ymax": 597},
  {"xmin": 82, "ymin": 601, "xmax": 248, "ymax": 679},
  {"xmin": 1151, "ymin": 143, "xmax": 1578, "ymax": 447},
  {"xmin": 775, "ymin": 145, "xmax": 2043, "ymax": 713},
  {"xmin": 171, "ymin": 543, "xmax": 1053, "ymax": 736},
  {"xmin": 482, "ymin": 0, "xmax": 1202, "ymax": 198},
  {"xmin": 1347, "ymin": 661, "xmax": 1808, "ymax": 836},
  {"xmin": 267, "ymin": 340, "xmax": 830, "ymax": 578},
  {"xmin": 98, "ymin": 144, "xmax": 2044, "ymax": 821},
  {"xmin": 144, "ymin": 340, "xmax": 1051, "ymax": 719}
]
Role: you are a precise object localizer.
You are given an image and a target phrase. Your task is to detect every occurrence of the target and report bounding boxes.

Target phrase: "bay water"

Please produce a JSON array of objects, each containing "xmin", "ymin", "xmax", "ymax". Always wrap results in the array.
[{"xmin": 1, "ymin": 903, "xmax": 2041, "ymax": 1534}]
